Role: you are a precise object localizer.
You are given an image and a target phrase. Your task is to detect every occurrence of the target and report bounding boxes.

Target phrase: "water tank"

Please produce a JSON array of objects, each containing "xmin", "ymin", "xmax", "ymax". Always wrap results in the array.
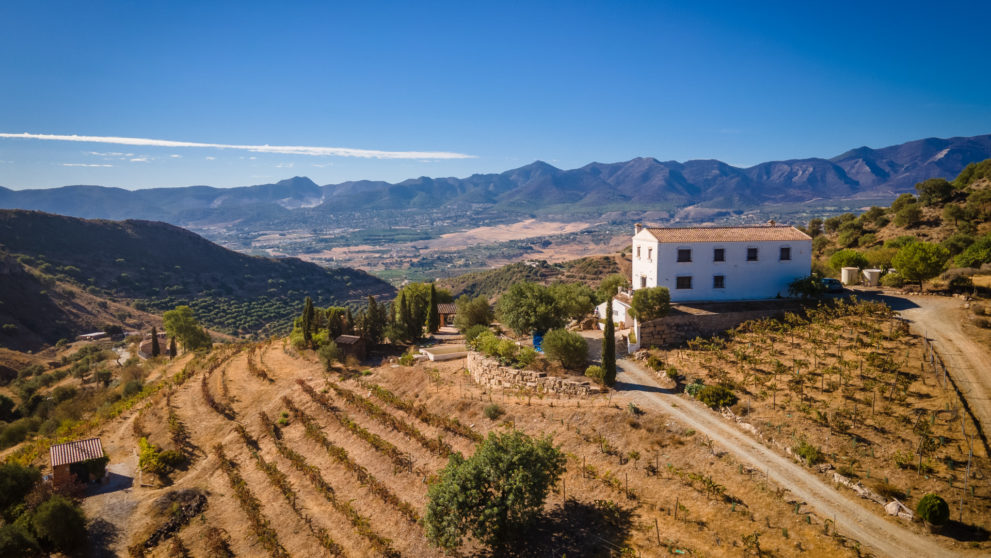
[
  {"xmin": 862, "ymin": 268, "xmax": 882, "ymax": 287},
  {"xmin": 841, "ymin": 267, "xmax": 860, "ymax": 286}
]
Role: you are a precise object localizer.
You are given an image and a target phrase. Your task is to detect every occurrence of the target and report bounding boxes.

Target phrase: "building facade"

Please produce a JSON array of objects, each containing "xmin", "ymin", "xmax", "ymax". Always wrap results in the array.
[{"xmin": 631, "ymin": 223, "xmax": 812, "ymax": 302}]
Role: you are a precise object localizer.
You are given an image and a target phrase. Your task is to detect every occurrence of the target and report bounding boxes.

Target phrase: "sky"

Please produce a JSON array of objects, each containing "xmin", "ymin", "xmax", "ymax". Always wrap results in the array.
[{"xmin": 1, "ymin": 1, "xmax": 990, "ymax": 190}]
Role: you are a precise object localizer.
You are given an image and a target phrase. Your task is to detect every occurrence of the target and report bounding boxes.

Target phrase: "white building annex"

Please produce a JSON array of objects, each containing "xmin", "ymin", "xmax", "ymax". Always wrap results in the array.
[{"xmin": 631, "ymin": 223, "xmax": 812, "ymax": 302}]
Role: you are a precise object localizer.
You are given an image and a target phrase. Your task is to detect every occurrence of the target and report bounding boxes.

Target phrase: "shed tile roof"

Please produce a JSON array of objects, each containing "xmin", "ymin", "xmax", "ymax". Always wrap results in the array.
[
  {"xmin": 436, "ymin": 303, "xmax": 457, "ymax": 314},
  {"xmin": 50, "ymin": 438, "xmax": 104, "ymax": 467},
  {"xmin": 335, "ymin": 335, "xmax": 363, "ymax": 345},
  {"xmin": 645, "ymin": 225, "xmax": 811, "ymax": 243}
]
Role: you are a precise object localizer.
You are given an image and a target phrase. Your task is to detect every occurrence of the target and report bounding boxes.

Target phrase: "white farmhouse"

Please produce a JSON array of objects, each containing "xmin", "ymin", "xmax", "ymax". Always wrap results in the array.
[
  {"xmin": 631, "ymin": 223, "xmax": 811, "ymax": 302},
  {"xmin": 595, "ymin": 292, "xmax": 634, "ymax": 328}
]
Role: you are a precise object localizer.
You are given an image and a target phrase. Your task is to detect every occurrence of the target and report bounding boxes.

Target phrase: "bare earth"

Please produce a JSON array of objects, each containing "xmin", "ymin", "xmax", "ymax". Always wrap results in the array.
[{"xmin": 616, "ymin": 359, "xmax": 954, "ymax": 558}]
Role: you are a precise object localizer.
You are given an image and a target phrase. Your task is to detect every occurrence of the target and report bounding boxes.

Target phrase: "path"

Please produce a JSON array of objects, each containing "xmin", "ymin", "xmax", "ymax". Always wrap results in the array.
[
  {"xmin": 870, "ymin": 292, "xmax": 991, "ymax": 450},
  {"xmin": 616, "ymin": 358, "xmax": 956, "ymax": 558}
]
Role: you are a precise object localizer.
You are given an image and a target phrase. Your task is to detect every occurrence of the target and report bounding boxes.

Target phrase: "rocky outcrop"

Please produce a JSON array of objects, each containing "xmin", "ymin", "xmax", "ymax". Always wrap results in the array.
[{"xmin": 466, "ymin": 352, "xmax": 601, "ymax": 397}]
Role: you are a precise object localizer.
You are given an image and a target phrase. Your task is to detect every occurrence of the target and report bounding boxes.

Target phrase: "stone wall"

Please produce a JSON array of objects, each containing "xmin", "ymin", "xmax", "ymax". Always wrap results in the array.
[
  {"xmin": 639, "ymin": 302, "xmax": 804, "ymax": 347},
  {"xmin": 466, "ymin": 352, "xmax": 601, "ymax": 397}
]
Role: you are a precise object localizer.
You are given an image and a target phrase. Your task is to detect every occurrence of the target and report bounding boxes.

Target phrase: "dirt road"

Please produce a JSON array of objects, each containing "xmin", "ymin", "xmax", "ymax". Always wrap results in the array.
[
  {"xmin": 616, "ymin": 359, "xmax": 955, "ymax": 558},
  {"xmin": 883, "ymin": 294, "xmax": 991, "ymax": 449}
]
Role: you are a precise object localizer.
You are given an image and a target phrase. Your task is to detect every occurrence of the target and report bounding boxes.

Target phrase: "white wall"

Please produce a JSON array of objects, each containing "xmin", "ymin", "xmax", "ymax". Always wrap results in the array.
[
  {"xmin": 632, "ymin": 233, "xmax": 812, "ymax": 301},
  {"xmin": 595, "ymin": 298, "xmax": 632, "ymax": 328}
]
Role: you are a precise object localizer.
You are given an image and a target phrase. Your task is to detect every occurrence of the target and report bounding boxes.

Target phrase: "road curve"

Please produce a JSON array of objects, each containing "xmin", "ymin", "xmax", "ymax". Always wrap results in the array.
[{"xmin": 616, "ymin": 359, "xmax": 955, "ymax": 558}]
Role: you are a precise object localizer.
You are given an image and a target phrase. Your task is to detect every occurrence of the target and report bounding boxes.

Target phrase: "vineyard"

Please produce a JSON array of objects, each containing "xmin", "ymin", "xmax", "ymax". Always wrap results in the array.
[
  {"xmin": 649, "ymin": 298, "xmax": 991, "ymax": 542},
  {"xmin": 87, "ymin": 336, "xmax": 897, "ymax": 558}
]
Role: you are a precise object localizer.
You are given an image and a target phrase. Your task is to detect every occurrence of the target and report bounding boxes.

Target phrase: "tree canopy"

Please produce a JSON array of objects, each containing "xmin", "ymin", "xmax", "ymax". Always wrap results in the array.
[
  {"xmin": 162, "ymin": 305, "xmax": 212, "ymax": 352},
  {"xmin": 630, "ymin": 286, "xmax": 671, "ymax": 322},
  {"xmin": 495, "ymin": 282, "xmax": 567, "ymax": 335},
  {"xmin": 828, "ymin": 249, "xmax": 869, "ymax": 271},
  {"xmin": 453, "ymin": 295, "xmax": 493, "ymax": 332},
  {"xmin": 892, "ymin": 242, "xmax": 949, "ymax": 290},
  {"xmin": 547, "ymin": 281, "xmax": 595, "ymax": 322},
  {"xmin": 425, "ymin": 430, "xmax": 566, "ymax": 551},
  {"xmin": 597, "ymin": 273, "xmax": 629, "ymax": 301},
  {"xmin": 915, "ymin": 178, "xmax": 955, "ymax": 206}
]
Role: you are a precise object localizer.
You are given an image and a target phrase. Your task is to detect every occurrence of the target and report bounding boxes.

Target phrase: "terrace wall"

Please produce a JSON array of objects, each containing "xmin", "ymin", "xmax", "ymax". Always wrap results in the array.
[{"xmin": 466, "ymin": 352, "xmax": 600, "ymax": 397}]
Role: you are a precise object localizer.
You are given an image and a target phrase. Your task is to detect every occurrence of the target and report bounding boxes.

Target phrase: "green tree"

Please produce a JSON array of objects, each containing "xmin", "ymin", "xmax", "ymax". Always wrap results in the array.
[
  {"xmin": 0, "ymin": 394, "xmax": 17, "ymax": 422},
  {"xmin": 916, "ymin": 494, "xmax": 949, "ymax": 527},
  {"xmin": 425, "ymin": 430, "xmax": 566, "ymax": 551},
  {"xmin": 893, "ymin": 204, "xmax": 922, "ymax": 227},
  {"xmin": 955, "ymin": 234, "xmax": 991, "ymax": 268},
  {"xmin": 787, "ymin": 274, "xmax": 826, "ymax": 299},
  {"xmin": 548, "ymin": 281, "xmax": 595, "ymax": 321},
  {"xmin": 150, "ymin": 326, "xmax": 160, "ymax": 357},
  {"xmin": 0, "ymin": 523, "xmax": 38, "ymax": 556},
  {"xmin": 541, "ymin": 329, "xmax": 588, "ymax": 370},
  {"xmin": 301, "ymin": 297, "xmax": 315, "ymax": 347},
  {"xmin": 807, "ymin": 217, "xmax": 823, "ymax": 237},
  {"xmin": 453, "ymin": 295, "xmax": 493, "ymax": 332},
  {"xmin": 630, "ymin": 286, "xmax": 671, "ymax": 322},
  {"xmin": 318, "ymin": 341, "xmax": 341, "ymax": 371},
  {"xmin": 0, "ymin": 463, "xmax": 40, "ymax": 515},
  {"xmin": 602, "ymin": 298, "xmax": 616, "ymax": 386},
  {"xmin": 360, "ymin": 296, "xmax": 386, "ymax": 345},
  {"xmin": 496, "ymin": 282, "xmax": 566, "ymax": 335},
  {"xmin": 426, "ymin": 283, "xmax": 440, "ymax": 334},
  {"xmin": 31, "ymin": 494, "xmax": 87, "ymax": 553},
  {"xmin": 597, "ymin": 273, "xmax": 629, "ymax": 301},
  {"xmin": 892, "ymin": 242, "xmax": 950, "ymax": 291},
  {"xmin": 168, "ymin": 337, "xmax": 177, "ymax": 359},
  {"xmin": 828, "ymin": 249, "xmax": 869, "ymax": 271},
  {"xmin": 891, "ymin": 193, "xmax": 917, "ymax": 212},
  {"xmin": 942, "ymin": 203, "xmax": 968, "ymax": 228},
  {"xmin": 162, "ymin": 306, "xmax": 211, "ymax": 352},
  {"xmin": 915, "ymin": 178, "xmax": 954, "ymax": 206}
]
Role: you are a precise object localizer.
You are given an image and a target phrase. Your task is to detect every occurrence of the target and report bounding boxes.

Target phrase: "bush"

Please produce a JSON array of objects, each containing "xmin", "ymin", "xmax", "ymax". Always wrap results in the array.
[
  {"xmin": 585, "ymin": 365, "xmax": 605, "ymax": 384},
  {"xmin": 516, "ymin": 347, "xmax": 537, "ymax": 368},
  {"xmin": 880, "ymin": 272, "xmax": 905, "ymax": 288},
  {"xmin": 630, "ymin": 286, "xmax": 671, "ymax": 321},
  {"xmin": 463, "ymin": 324, "xmax": 489, "ymax": 343},
  {"xmin": 696, "ymin": 385, "xmax": 737, "ymax": 409},
  {"xmin": 31, "ymin": 494, "xmax": 87, "ymax": 552},
  {"xmin": 122, "ymin": 379, "xmax": 144, "ymax": 398},
  {"xmin": 666, "ymin": 367, "xmax": 678, "ymax": 380},
  {"xmin": 871, "ymin": 480, "xmax": 906, "ymax": 500},
  {"xmin": 916, "ymin": 494, "xmax": 949, "ymax": 526},
  {"xmin": 828, "ymin": 249, "xmax": 868, "ymax": 271},
  {"xmin": 398, "ymin": 351, "xmax": 416, "ymax": 367},
  {"xmin": 483, "ymin": 404, "xmax": 504, "ymax": 420},
  {"xmin": 541, "ymin": 329, "xmax": 588, "ymax": 370},
  {"xmin": 0, "ymin": 523, "xmax": 38, "ymax": 556},
  {"xmin": 684, "ymin": 379, "xmax": 704, "ymax": 397},
  {"xmin": 645, "ymin": 355, "xmax": 664, "ymax": 371},
  {"xmin": 0, "ymin": 463, "xmax": 41, "ymax": 513},
  {"xmin": 792, "ymin": 439, "xmax": 823, "ymax": 466},
  {"xmin": 318, "ymin": 341, "xmax": 341, "ymax": 371}
]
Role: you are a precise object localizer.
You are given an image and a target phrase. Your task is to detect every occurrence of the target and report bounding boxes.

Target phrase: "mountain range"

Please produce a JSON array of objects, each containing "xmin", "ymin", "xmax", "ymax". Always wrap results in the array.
[{"xmin": 1, "ymin": 134, "xmax": 989, "ymax": 228}]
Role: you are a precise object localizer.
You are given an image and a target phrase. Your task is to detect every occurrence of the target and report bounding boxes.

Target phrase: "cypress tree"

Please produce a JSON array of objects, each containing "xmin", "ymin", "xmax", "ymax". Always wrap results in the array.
[
  {"xmin": 301, "ymin": 297, "xmax": 314, "ymax": 347},
  {"xmin": 366, "ymin": 295, "xmax": 385, "ymax": 345},
  {"xmin": 427, "ymin": 283, "xmax": 440, "ymax": 333},
  {"xmin": 345, "ymin": 307, "xmax": 355, "ymax": 334},
  {"xmin": 150, "ymin": 326, "xmax": 161, "ymax": 357},
  {"xmin": 603, "ymin": 297, "xmax": 617, "ymax": 386},
  {"xmin": 168, "ymin": 337, "xmax": 177, "ymax": 359},
  {"xmin": 400, "ymin": 292, "xmax": 416, "ymax": 341}
]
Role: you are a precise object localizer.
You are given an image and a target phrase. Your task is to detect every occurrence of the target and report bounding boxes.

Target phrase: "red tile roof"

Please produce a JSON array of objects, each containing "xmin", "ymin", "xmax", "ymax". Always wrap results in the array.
[
  {"xmin": 335, "ymin": 335, "xmax": 363, "ymax": 345},
  {"xmin": 436, "ymin": 303, "xmax": 457, "ymax": 314},
  {"xmin": 50, "ymin": 438, "xmax": 104, "ymax": 467},
  {"xmin": 645, "ymin": 225, "xmax": 811, "ymax": 243}
]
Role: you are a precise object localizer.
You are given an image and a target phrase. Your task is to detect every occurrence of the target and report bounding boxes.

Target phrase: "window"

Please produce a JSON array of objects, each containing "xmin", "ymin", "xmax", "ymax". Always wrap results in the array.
[
  {"xmin": 647, "ymin": 248, "xmax": 653, "ymax": 260},
  {"xmin": 747, "ymin": 247, "xmax": 758, "ymax": 261},
  {"xmin": 713, "ymin": 275, "xmax": 725, "ymax": 289},
  {"xmin": 636, "ymin": 245, "xmax": 640, "ymax": 258},
  {"xmin": 779, "ymin": 246, "xmax": 791, "ymax": 261},
  {"xmin": 713, "ymin": 248, "xmax": 725, "ymax": 262},
  {"xmin": 677, "ymin": 248, "xmax": 692, "ymax": 262},
  {"xmin": 676, "ymin": 276, "xmax": 692, "ymax": 289},
  {"xmin": 640, "ymin": 276, "xmax": 647, "ymax": 288}
]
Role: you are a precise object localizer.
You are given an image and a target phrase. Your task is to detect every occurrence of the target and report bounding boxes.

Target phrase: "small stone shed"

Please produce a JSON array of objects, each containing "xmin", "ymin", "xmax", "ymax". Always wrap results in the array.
[
  {"xmin": 437, "ymin": 303, "xmax": 457, "ymax": 326},
  {"xmin": 335, "ymin": 334, "xmax": 367, "ymax": 361},
  {"xmin": 50, "ymin": 437, "xmax": 108, "ymax": 485}
]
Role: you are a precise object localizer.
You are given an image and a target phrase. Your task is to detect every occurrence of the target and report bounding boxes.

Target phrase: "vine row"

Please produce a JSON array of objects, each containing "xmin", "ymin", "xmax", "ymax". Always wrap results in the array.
[
  {"xmin": 356, "ymin": 380, "xmax": 482, "ymax": 442},
  {"xmin": 296, "ymin": 380, "xmax": 414, "ymax": 472},
  {"xmin": 327, "ymin": 381, "xmax": 453, "ymax": 457},
  {"xmin": 257, "ymin": 411, "xmax": 401, "ymax": 558},
  {"xmin": 282, "ymin": 396, "xmax": 420, "ymax": 523},
  {"xmin": 202, "ymin": 364, "xmax": 236, "ymax": 420},
  {"xmin": 247, "ymin": 346, "xmax": 273, "ymax": 382},
  {"xmin": 214, "ymin": 444, "xmax": 289, "ymax": 558}
]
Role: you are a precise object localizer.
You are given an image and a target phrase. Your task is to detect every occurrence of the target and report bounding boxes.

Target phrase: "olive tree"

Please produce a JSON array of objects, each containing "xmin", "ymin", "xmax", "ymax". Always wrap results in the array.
[
  {"xmin": 891, "ymin": 242, "xmax": 949, "ymax": 291},
  {"xmin": 630, "ymin": 286, "xmax": 671, "ymax": 322}
]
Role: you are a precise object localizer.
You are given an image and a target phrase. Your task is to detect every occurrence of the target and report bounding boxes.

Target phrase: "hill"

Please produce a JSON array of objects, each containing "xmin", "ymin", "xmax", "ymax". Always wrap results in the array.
[
  {"xmin": 0, "ymin": 210, "xmax": 394, "ymax": 345},
  {"xmin": 439, "ymin": 254, "xmax": 625, "ymax": 299},
  {"xmin": 2, "ymin": 135, "xmax": 989, "ymax": 231}
]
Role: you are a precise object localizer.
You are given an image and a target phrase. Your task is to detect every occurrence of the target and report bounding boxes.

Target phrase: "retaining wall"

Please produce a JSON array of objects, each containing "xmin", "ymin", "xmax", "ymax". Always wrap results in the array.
[
  {"xmin": 639, "ymin": 301, "xmax": 804, "ymax": 347},
  {"xmin": 466, "ymin": 352, "xmax": 600, "ymax": 397}
]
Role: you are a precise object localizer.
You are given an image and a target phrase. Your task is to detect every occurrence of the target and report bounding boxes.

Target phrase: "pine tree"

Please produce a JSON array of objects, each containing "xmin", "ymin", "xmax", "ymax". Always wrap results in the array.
[
  {"xmin": 150, "ymin": 326, "xmax": 161, "ymax": 357},
  {"xmin": 603, "ymin": 298, "xmax": 617, "ymax": 386},
  {"xmin": 168, "ymin": 337, "xmax": 177, "ymax": 359},
  {"xmin": 301, "ymin": 297, "xmax": 315, "ymax": 347},
  {"xmin": 345, "ymin": 307, "xmax": 355, "ymax": 334},
  {"xmin": 365, "ymin": 295, "xmax": 385, "ymax": 345},
  {"xmin": 427, "ymin": 283, "xmax": 440, "ymax": 334}
]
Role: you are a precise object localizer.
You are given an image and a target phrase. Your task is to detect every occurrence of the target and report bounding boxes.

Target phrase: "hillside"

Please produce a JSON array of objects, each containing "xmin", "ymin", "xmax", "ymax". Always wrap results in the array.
[
  {"xmin": 439, "ymin": 254, "xmax": 625, "ymax": 299},
  {"xmin": 808, "ymin": 159, "xmax": 991, "ymax": 281},
  {"xmin": 0, "ymin": 211, "xmax": 394, "ymax": 344},
  {"xmin": 1, "ymin": 135, "xmax": 989, "ymax": 230}
]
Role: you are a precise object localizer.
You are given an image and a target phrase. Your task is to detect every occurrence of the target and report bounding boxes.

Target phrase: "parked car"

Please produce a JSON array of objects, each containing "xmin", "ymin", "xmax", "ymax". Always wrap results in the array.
[{"xmin": 821, "ymin": 278, "xmax": 844, "ymax": 293}]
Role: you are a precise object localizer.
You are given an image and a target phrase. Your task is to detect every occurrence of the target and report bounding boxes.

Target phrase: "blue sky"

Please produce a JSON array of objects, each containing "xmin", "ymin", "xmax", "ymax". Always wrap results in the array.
[{"xmin": 1, "ymin": 1, "xmax": 989, "ymax": 189}]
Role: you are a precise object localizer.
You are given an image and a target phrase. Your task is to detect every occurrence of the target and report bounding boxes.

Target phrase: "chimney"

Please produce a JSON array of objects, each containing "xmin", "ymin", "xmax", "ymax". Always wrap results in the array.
[{"xmin": 634, "ymin": 223, "xmax": 643, "ymax": 234}]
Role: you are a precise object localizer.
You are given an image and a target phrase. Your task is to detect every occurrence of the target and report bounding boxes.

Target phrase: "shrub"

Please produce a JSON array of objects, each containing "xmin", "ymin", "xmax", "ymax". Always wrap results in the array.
[
  {"xmin": 828, "ymin": 249, "xmax": 868, "ymax": 271},
  {"xmin": 916, "ymin": 494, "xmax": 949, "ymax": 526},
  {"xmin": 0, "ymin": 463, "xmax": 41, "ymax": 513},
  {"xmin": 685, "ymin": 379, "xmax": 704, "ymax": 398},
  {"xmin": 0, "ymin": 523, "xmax": 39, "ymax": 556},
  {"xmin": 541, "ymin": 329, "xmax": 588, "ymax": 370},
  {"xmin": 880, "ymin": 272, "xmax": 905, "ymax": 288},
  {"xmin": 871, "ymin": 480, "xmax": 905, "ymax": 500},
  {"xmin": 318, "ymin": 341, "xmax": 341, "ymax": 371},
  {"xmin": 792, "ymin": 439, "xmax": 823, "ymax": 466},
  {"xmin": 31, "ymin": 494, "xmax": 87, "ymax": 552},
  {"xmin": 398, "ymin": 351, "xmax": 416, "ymax": 367},
  {"xmin": 585, "ymin": 365, "xmax": 605, "ymax": 384},
  {"xmin": 495, "ymin": 339, "xmax": 519, "ymax": 365},
  {"xmin": 630, "ymin": 286, "xmax": 671, "ymax": 321},
  {"xmin": 483, "ymin": 404, "xmax": 504, "ymax": 420},
  {"xmin": 516, "ymin": 347, "xmax": 537, "ymax": 368},
  {"xmin": 463, "ymin": 324, "xmax": 489, "ymax": 343},
  {"xmin": 665, "ymin": 367, "xmax": 678, "ymax": 380},
  {"xmin": 645, "ymin": 355, "xmax": 664, "ymax": 371},
  {"xmin": 123, "ymin": 379, "xmax": 144, "ymax": 398},
  {"xmin": 696, "ymin": 385, "xmax": 737, "ymax": 408}
]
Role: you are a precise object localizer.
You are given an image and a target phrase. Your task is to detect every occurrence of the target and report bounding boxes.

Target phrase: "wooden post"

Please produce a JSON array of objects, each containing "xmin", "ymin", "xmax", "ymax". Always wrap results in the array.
[
  {"xmin": 655, "ymin": 517, "xmax": 661, "ymax": 545},
  {"xmin": 674, "ymin": 496, "xmax": 678, "ymax": 520},
  {"xmin": 626, "ymin": 473, "xmax": 629, "ymax": 499}
]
